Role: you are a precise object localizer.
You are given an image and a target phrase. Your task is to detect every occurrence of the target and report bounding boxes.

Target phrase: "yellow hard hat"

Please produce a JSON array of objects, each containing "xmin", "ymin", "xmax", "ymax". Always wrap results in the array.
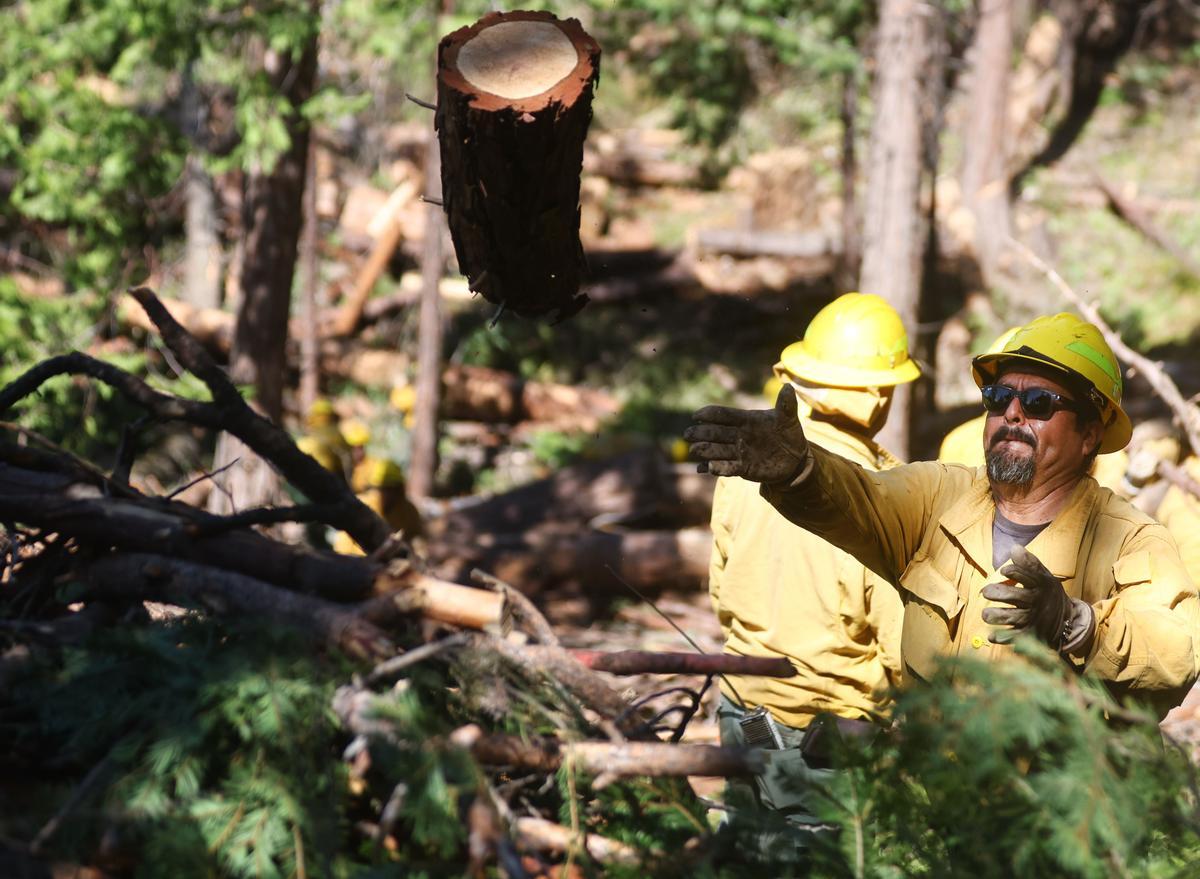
[
  {"xmin": 778, "ymin": 292, "xmax": 921, "ymax": 388},
  {"xmin": 352, "ymin": 457, "xmax": 406, "ymax": 492},
  {"xmin": 339, "ymin": 418, "xmax": 372, "ymax": 448},
  {"xmin": 986, "ymin": 326, "xmax": 1022, "ymax": 356},
  {"xmin": 971, "ymin": 312, "xmax": 1131, "ymax": 454},
  {"xmin": 305, "ymin": 398, "xmax": 336, "ymax": 428},
  {"xmin": 390, "ymin": 384, "xmax": 417, "ymax": 414}
]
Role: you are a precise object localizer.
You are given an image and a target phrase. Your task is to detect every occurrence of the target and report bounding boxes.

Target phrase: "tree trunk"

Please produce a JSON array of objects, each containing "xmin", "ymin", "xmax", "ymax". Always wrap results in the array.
[
  {"xmin": 209, "ymin": 27, "xmax": 318, "ymax": 514},
  {"xmin": 859, "ymin": 0, "xmax": 929, "ymax": 461},
  {"xmin": 298, "ymin": 139, "xmax": 321, "ymax": 417},
  {"xmin": 181, "ymin": 65, "xmax": 222, "ymax": 310},
  {"xmin": 436, "ymin": 10, "xmax": 600, "ymax": 321},
  {"xmin": 837, "ymin": 69, "xmax": 861, "ymax": 293},
  {"xmin": 960, "ymin": 0, "xmax": 1013, "ymax": 280},
  {"xmin": 409, "ymin": 102, "xmax": 446, "ymax": 501}
]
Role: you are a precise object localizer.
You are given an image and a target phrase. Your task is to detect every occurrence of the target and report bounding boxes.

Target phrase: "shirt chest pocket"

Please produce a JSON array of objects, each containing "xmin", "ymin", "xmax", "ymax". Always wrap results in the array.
[{"xmin": 899, "ymin": 556, "xmax": 964, "ymax": 681}]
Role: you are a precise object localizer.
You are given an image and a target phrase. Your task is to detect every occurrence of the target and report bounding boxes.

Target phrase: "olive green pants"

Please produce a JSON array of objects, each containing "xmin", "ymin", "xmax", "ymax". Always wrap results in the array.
[{"xmin": 716, "ymin": 696, "xmax": 838, "ymax": 863}]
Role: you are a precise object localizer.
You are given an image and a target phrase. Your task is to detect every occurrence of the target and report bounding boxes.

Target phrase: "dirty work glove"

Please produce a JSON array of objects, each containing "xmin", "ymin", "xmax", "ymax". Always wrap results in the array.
[
  {"xmin": 980, "ymin": 544, "xmax": 1072, "ymax": 647},
  {"xmin": 684, "ymin": 384, "xmax": 809, "ymax": 484}
]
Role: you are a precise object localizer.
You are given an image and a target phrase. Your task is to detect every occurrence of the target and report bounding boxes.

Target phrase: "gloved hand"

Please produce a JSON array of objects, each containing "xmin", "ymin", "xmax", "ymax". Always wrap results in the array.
[
  {"xmin": 684, "ymin": 384, "xmax": 810, "ymax": 484},
  {"xmin": 981, "ymin": 544, "xmax": 1071, "ymax": 647}
]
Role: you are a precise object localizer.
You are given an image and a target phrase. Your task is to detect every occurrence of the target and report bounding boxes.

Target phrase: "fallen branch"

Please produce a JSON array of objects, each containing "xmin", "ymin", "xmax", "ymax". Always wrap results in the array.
[
  {"xmin": 129, "ymin": 288, "xmax": 391, "ymax": 551},
  {"xmin": 455, "ymin": 726, "xmax": 764, "ymax": 778},
  {"xmin": 1008, "ymin": 237, "xmax": 1200, "ymax": 456},
  {"xmin": 464, "ymin": 635, "xmax": 635, "ymax": 728},
  {"xmin": 569, "ymin": 650, "xmax": 795, "ymax": 677},
  {"xmin": 472, "ymin": 568, "xmax": 559, "ymax": 646},
  {"xmin": 513, "ymin": 816, "xmax": 641, "ymax": 867},
  {"xmin": 1157, "ymin": 459, "xmax": 1200, "ymax": 501},
  {"xmin": 1094, "ymin": 175, "xmax": 1200, "ymax": 280},
  {"xmin": 83, "ymin": 552, "xmax": 396, "ymax": 661}
]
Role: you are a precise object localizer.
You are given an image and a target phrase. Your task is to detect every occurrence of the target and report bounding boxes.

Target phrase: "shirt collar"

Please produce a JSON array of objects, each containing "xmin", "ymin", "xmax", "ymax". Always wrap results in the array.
[{"xmin": 937, "ymin": 470, "xmax": 1097, "ymax": 578}]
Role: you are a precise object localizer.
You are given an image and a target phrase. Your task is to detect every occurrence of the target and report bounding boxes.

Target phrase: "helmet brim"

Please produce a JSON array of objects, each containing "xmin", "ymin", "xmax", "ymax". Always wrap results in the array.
[{"xmin": 780, "ymin": 340, "xmax": 921, "ymax": 388}]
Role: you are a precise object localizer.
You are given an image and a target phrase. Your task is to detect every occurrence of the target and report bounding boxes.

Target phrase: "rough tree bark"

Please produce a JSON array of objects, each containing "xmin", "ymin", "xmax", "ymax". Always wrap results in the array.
[
  {"xmin": 436, "ymin": 10, "xmax": 600, "ymax": 320},
  {"xmin": 209, "ymin": 19, "xmax": 319, "ymax": 514},
  {"xmin": 860, "ymin": 0, "xmax": 930, "ymax": 460},
  {"xmin": 180, "ymin": 64, "xmax": 222, "ymax": 310},
  {"xmin": 960, "ymin": 0, "xmax": 1013, "ymax": 281},
  {"xmin": 410, "ymin": 124, "xmax": 445, "ymax": 501},
  {"xmin": 298, "ymin": 139, "xmax": 321, "ymax": 416},
  {"xmin": 837, "ymin": 69, "xmax": 861, "ymax": 293}
]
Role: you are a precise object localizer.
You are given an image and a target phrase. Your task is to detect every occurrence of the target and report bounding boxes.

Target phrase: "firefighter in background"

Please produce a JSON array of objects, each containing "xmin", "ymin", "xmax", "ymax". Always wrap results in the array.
[
  {"xmin": 708, "ymin": 292, "xmax": 919, "ymax": 850},
  {"xmin": 332, "ymin": 419, "xmax": 423, "ymax": 555}
]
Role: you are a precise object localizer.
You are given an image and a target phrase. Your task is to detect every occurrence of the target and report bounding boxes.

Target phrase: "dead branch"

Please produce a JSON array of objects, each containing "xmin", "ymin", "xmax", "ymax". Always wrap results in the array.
[
  {"xmin": 472, "ymin": 568, "xmax": 560, "ymax": 646},
  {"xmin": 1094, "ymin": 175, "xmax": 1200, "ymax": 279},
  {"xmin": 512, "ymin": 816, "xmax": 640, "ymax": 866},
  {"xmin": 1158, "ymin": 459, "xmax": 1200, "ymax": 501},
  {"xmin": 1008, "ymin": 237, "xmax": 1200, "ymax": 456},
  {"xmin": 462, "ymin": 634, "xmax": 635, "ymax": 728},
  {"xmin": 128, "ymin": 287, "xmax": 391, "ymax": 551},
  {"xmin": 82, "ymin": 552, "xmax": 396, "ymax": 661},
  {"xmin": 569, "ymin": 650, "xmax": 796, "ymax": 677},
  {"xmin": 457, "ymin": 726, "xmax": 764, "ymax": 778},
  {"xmin": 0, "ymin": 457, "xmax": 378, "ymax": 602}
]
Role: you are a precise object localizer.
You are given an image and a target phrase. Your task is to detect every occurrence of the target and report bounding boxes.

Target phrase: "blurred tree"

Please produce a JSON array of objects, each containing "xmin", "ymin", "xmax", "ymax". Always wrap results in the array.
[
  {"xmin": 960, "ymin": 0, "xmax": 1014, "ymax": 282},
  {"xmin": 861, "ymin": 0, "xmax": 930, "ymax": 460}
]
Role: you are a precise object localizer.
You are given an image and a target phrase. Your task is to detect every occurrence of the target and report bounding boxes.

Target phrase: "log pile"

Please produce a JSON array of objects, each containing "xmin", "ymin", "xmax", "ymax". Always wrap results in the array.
[{"xmin": 0, "ymin": 288, "xmax": 769, "ymax": 874}]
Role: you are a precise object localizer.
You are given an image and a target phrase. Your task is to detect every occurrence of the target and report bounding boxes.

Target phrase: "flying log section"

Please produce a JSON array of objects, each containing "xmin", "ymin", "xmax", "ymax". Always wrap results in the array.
[{"xmin": 436, "ymin": 11, "xmax": 600, "ymax": 321}]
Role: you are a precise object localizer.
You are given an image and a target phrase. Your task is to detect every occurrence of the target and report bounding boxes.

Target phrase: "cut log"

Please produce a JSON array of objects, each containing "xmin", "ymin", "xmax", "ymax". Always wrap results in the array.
[
  {"xmin": 330, "ymin": 180, "xmax": 419, "ymax": 337},
  {"xmin": 437, "ymin": 11, "xmax": 600, "ymax": 320}
]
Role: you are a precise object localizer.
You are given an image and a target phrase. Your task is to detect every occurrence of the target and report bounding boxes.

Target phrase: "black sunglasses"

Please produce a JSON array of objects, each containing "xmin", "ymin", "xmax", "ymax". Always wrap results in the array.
[{"xmin": 980, "ymin": 385, "xmax": 1084, "ymax": 420}]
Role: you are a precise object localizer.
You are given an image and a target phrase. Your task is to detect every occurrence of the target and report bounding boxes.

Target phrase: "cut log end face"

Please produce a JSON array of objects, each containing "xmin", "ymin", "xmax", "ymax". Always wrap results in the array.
[
  {"xmin": 457, "ymin": 21, "xmax": 580, "ymax": 101},
  {"xmin": 438, "ymin": 11, "xmax": 599, "ymax": 323}
]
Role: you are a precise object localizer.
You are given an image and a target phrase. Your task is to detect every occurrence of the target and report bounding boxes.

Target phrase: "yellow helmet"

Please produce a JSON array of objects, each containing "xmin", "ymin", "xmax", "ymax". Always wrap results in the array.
[
  {"xmin": 390, "ymin": 384, "xmax": 417, "ymax": 414},
  {"xmin": 304, "ymin": 398, "xmax": 336, "ymax": 428},
  {"xmin": 778, "ymin": 292, "xmax": 921, "ymax": 388},
  {"xmin": 971, "ymin": 312, "xmax": 1131, "ymax": 454},
  {"xmin": 339, "ymin": 418, "xmax": 372, "ymax": 448},
  {"xmin": 352, "ymin": 457, "xmax": 406, "ymax": 492}
]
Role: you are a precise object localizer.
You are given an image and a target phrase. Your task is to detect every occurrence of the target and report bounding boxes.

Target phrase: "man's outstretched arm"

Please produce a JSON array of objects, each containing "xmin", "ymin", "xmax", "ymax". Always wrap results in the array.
[{"xmin": 686, "ymin": 385, "xmax": 949, "ymax": 584}]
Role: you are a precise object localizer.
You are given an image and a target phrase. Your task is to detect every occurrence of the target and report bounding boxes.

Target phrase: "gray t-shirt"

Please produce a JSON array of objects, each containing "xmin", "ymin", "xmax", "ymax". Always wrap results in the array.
[{"xmin": 992, "ymin": 510, "xmax": 1048, "ymax": 570}]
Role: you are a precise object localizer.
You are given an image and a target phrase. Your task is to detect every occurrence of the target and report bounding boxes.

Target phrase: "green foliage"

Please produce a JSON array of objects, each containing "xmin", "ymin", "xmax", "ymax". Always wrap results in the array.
[
  {"xmin": 590, "ymin": 0, "xmax": 870, "ymax": 147},
  {"xmin": 802, "ymin": 643, "xmax": 1200, "ymax": 878},
  {"xmin": 7, "ymin": 619, "xmax": 349, "ymax": 878},
  {"xmin": 0, "ymin": 279, "xmax": 143, "ymax": 452}
]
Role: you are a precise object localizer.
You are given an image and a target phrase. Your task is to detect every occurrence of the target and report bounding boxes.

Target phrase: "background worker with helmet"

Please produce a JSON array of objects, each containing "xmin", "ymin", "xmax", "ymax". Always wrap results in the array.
[
  {"xmin": 938, "ymin": 327, "xmax": 1021, "ymax": 467},
  {"xmin": 689, "ymin": 312, "xmax": 1200, "ymax": 719},
  {"xmin": 708, "ymin": 292, "xmax": 917, "ymax": 852}
]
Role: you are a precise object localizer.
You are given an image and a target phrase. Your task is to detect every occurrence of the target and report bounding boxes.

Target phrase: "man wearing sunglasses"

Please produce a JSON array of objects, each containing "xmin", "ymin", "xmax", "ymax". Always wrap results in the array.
[{"xmin": 685, "ymin": 313, "xmax": 1199, "ymax": 714}]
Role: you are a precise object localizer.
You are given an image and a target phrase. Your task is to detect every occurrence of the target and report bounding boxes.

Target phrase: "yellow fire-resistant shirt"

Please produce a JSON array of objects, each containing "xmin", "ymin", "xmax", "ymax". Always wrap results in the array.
[
  {"xmin": 763, "ymin": 447, "xmax": 1200, "ymax": 717},
  {"xmin": 1156, "ymin": 456, "xmax": 1200, "ymax": 588},
  {"xmin": 709, "ymin": 418, "xmax": 904, "ymax": 729}
]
